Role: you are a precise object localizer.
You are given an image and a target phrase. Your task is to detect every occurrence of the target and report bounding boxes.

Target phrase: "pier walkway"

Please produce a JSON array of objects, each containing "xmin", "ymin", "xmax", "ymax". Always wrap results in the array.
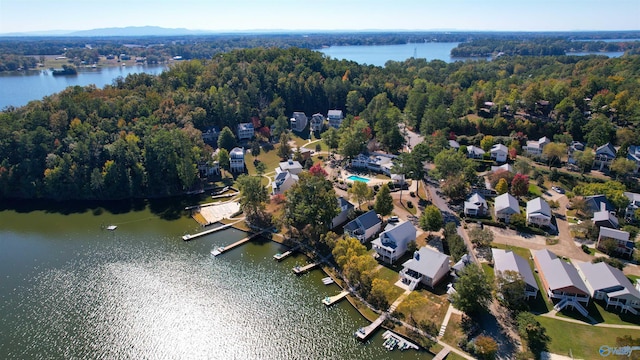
[
  {"xmin": 322, "ymin": 291, "xmax": 349, "ymax": 306},
  {"xmin": 355, "ymin": 314, "xmax": 385, "ymax": 340},
  {"xmin": 433, "ymin": 346, "xmax": 451, "ymax": 360},
  {"xmin": 292, "ymin": 262, "xmax": 319, "ymax": 275},
  {"xmin": 213, "ymin": 229, "xmax": 268, "ymax": 255},
  {"xmin": 182, "ymin": 223, "xmax": 235, "ymax": 241},
  {"xmin": 273, "ymin": 245, "xmax": 300, "ymax": 261}
]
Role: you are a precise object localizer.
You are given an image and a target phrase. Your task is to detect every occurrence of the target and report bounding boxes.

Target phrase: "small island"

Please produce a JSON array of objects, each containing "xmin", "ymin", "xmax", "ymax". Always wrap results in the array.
[{"xmin": 51, "ymin": 65, "xmax": 77, "ymax": 76}]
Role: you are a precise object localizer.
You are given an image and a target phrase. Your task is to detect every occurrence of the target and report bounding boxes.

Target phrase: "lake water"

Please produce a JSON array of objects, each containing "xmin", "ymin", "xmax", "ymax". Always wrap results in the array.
[
  {"xmin": 0, "ymin": 200, "xmax": 432, "ymax": 359},
  {"xmin": 0, "ymin": 64, "xmax": 167, "ymax": 109}
]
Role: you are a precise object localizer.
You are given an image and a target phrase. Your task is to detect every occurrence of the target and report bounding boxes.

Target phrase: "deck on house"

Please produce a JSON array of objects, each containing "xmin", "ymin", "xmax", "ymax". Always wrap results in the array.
[
  {"xmin": 322, "ymin": 291, "xmax": 349, "ymax": 306},
  {"xmin": 355, "ymin": 314, "xmax": 385, "ymax": 340}
]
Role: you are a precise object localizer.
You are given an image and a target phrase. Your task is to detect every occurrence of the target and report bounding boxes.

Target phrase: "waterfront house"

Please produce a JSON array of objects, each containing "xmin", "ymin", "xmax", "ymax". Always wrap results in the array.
[
  {"xmin": 371, "ymin": 221, "xmax": 417, "ymax": 264},
  {"xmin": 594, "ymin": 142, "xmax": 617, "ymax": 171},
  {"xmin": 490, "ymin": 144, "xmax": 509, "ymax": 163},
  {"xmin": 627, "ymin": 145, "xmax": 640, "ymax": 173},
  {"xmin": 464, "ymin": 192, "xmax": 488, "ymax": 217},
  {"xmin": 350, "ymin": 153, "xmax": 395, "ymax": 175},
  {"xmin": 526, "ymin": 197, "xmax": 552, "ymax": 228},
  {"xmin": 290, "ymin": 112, "xmax": 308, "ymax": 132},
  {"xmin": 624, "ymin": 192, "xmax": 640, "ymax": 221},
  {"xmin": 576, "ymin": 261, "xmax": 640, "ymax": 314},
  {"xmin": 466, "ymin": 145, "xmax": 485, "ymax": 160},
  {"xmin": 310, "ymin": 113, "xmax": 325, "ymax": 132},
  {"xmin": 597, "ymin": 227, "xmax": 633, "ymax": 257},
  {"xmin": 344, "ymin": 210, "xmax": 382, "ymax": 243},
  {"xmin": 533, "ymin": 249, "xmax": 590, "ymax": 314},
  {"xmin": 230, "ymin": 147, "xmax": 245, "ymax": 173},
  {"xmin": 524, "ymin": 136, "xmax": 550, "ymax": 156},
  {"xmin": 271, "ymin": 169, "xmax": 299, "ymax": 195},
  {"xmin": 330, "ymin": 197, "xmax": 354, "ymax": 229},
  {"xmin": 494, "ymin": 193, "xmax": 520, "ymax": 223},
  {"xmin": 327, "ymin": 109, "xmax": 344, "ymax": 129},
  {"xmin": 278, "ymin": 159, "xmax": 303, "ymax": 175},
  {"xmin": 492, "ymin": 249, "xmax": 538, "ymax": 299},
  {"xmin": 400, "ymin": 247, "xmax": 450, "ymax": 290},
  {"xmin": 237, "ymin": 122, "xmax": 254, "ymax": 141}
]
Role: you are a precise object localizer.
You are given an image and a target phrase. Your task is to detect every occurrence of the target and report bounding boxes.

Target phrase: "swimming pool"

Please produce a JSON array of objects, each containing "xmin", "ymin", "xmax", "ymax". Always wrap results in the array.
[{"xmin": 347, "ymin": 175, "xmax": 370, "ymax": 183}]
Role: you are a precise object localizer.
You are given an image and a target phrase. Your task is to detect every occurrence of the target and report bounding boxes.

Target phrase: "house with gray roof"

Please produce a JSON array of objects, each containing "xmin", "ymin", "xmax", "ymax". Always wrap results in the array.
[
  {"xmin": 327, "ymin": 109, "xmax": 344, "ymax": 129},
  {"xmin": 624, "ymin": 192, "xmax": 640, "ymax": 221},
  {"xmin": 330, "ymin": 197, "xmax": 354, "ymax": 229},
  {"xmin": 593, "ymin": 206, "xmax": 619, "ymax": 229},
  {"xmin": 451, "ymin": 254, "xmax": 472, "ymax": 277},
  {"xmin": 229, "ymin": 147, "xmax": 245, "ymax": 173},
  {"xmin": 237, "ymin": 122, "xmax": 254, "ymax": 140},
  {"xmin": 597, "ymin": 227, "xmax": 633, "ymax": 257},
  {"xmin": 448, "ymin": 140, "xmax": 460, "ymax": 150},
  {"xmin": 526, "ymin": 197, "xmax": 552, "ymax": 228},
  {"xmin": 594, "ymin": 142, "xmax": 617, "ymax": 171},
  {"xmin": 350, "ymin": 153, "xmax": 395, "ymax": 175},
  {"xmin": 290, "ymin": 112, "xmax": 308, "ymax": 132},
  {"xmin": 271, "ymin": 169, "xmax": 298, "ymax": 195},
  {"xmin": 310, "ymin": 113, "xmax": 325, "ymax": 132},
  {"xmin": 533, "ymin": 249, "xmax": 590, "ymax": 315},
  {"xmin": 627, "ymin": 145, "xmax": 640, "ymax": 173},
  {"xmin": 400, "ymin": 247, "xmax": 450, "ymax": 290},
  {"xmin": 372, "ymin": 221, "xmax": 417, "ymax": 264},
  {"xmin": 278, "ymin": 159, "xmax": 303, "ymax": 175},
  {"xmin": 494, "ymin": 193, "xmax": 520, "ymax": 223},
  {"xmin": 464, "ymin": 192, "xmax": 488, "ymax": 217},
  {"xmin": 577, "ymin": 262, "xmax": 640, "ymax": 315},
  {"xmin": 490, "ymin": 163, "xmax": 514, "ymax": 174},
  {"xmin": 490, "ymin": 144, "xmax": 509, "ymax": 163},
  {"xmin": 584, "ymin": 194, "xmax": 616, "ymax": 214},
  {"xmin": 492, "ymin": 249, "xmax": 538, "ymax": 299},
  {"xmin": 466, "ymin": 145, "xmax": 485, "ymax": 159},
  {"xmin": 524, "ymin": 136, "xmax": 550, "ymax": 156},
  {"xmin": 344, "ymin": 210, "xmax": 381, "ymax": 243}
]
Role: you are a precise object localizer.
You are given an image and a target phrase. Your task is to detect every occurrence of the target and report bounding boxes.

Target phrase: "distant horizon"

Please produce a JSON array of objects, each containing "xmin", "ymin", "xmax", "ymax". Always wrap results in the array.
[{"xmin": 1, "ymin": 0, "xmax": 639, "ymax": 34}]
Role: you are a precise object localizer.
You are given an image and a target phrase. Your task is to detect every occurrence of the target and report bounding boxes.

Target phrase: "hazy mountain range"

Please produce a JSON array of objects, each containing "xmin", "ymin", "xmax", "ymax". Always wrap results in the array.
[{"xmin": 0, "ymin": 26, "xmax": 216, "ymax": 37}]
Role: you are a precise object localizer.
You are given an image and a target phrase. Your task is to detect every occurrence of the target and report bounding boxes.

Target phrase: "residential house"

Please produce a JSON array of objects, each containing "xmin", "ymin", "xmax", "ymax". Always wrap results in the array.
[
  {"xmin": 330, "ymin": 197, "xmax": 354, "ymax": 229},
  {"xmin": 577, "ymin": 262, "xmax": 640, "ymax": 314},
  {"xmin": 494, "ymin": 193, "xmax": 520, "ymax": 223},
  {"xmin": 490, "ymin": 163, "xmax": 514, "ymax": 173},
  {"xmin": 400, "ymin": 247, "xmax": 451, "ymax": 290},
  {"xmin": 451, "ymin": 254, "xmax": 472, "ymax": 277},
  {"xmin": 627, "ymin": 145, "xmax": 640, "ymax": 173},
  {"xmin": 492, "ymin": 249, "xmax": 538, "ymax": 299},
  {"xmin": 526, "ymin": 197, "xmax": 552, "ymax": 228},
  {"xmin": 464, "ymin": 192, "xmax": 488, "ymax": 217},
  {"xmin": 310, "ymin": 113, "xmax": 325, "ymax": 132},
  {"xmin": 237, "ymin": 122, "xmax": 254, "ymax": 141},
  {"xmin": 490, "ymin": 144, "xmax": 509, "ymax": 163},
  {"xmin": 202, "ymin": 126, "xmax": 220, "ymax": 143},
  {"xmin": 290, "ymin": 112, "xmax": 308, "ymax": 132},
  {"xmin": 448, "ymin": 140, "xmax": 460, "ymax": 150},
  {"xmin": 597, "ymin": 227, "xmax": 633, "ymax": 257},
  {"xmin": 592, "ymin": 203, "xmax": 619, "ymax": 229},
  {"xmin": 533, "ymin": 249, "xmax": 590, "ymax": 315},
  {"xmin": 594, "ymin": 142, "xmax": 617, "ymax": 171},
  {"xmin": 372, "ymin": 221, "xmax": 417, "ymax": 264},
  {"xmin": 584, "ymin": 194, "xmax": 616, "ymax": 215},
  {"xmin": 344, "ymin": 210, "xmax": 382, "ymax": 243},
  {"xmin": 567, "ymin": 141, "xmax": 585, "ymax": 166},
  {"xmin": 271, "ymin": 170, "xmax": 298, "ymax": 195},
  {"xmin": 278, "ymin": 159, "xmax": 303, "ymax": 175},
  {"xmin": 524, "ymin": 136, "xmax": 551, "ymax": 156},
  {"xmin": 229, "ymin": 147, "xmax": 245, "ymax": 173},
  {"xmin": 466, "ymin": 145, "xmax": 485, "ymax": 160},
  {"xmin": 327, "ymin": 109, "xmax": 344, "ymax": 129},
  {"xmin": 624, "ymin": 192, "xmax": 640, "ymax": 221},
  {"xmin": 350, "ymin": 153, "xmax": 395, "ymax": 175}
]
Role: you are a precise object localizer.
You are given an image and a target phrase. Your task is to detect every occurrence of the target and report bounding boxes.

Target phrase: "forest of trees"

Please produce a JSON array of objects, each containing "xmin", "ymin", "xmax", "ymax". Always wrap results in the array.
[
  {"xmin": 451, "ymin": 38, "xmax": 640, "ymax": 57},
  {"xmin": 1, "ymin": 45, "xmax": 640, "ymax": 200}
]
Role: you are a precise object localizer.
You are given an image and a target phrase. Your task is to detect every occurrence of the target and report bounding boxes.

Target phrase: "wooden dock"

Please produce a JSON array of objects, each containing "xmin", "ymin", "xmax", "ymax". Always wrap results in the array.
[
  {"xmin": 214, "ymin": 230, "xmax": 267, "ymax": 255},
  {"xmin": 182, "ymin": 223, "xmax": 233, "ymax": 241},
  {"xmin": 292, "ymin": 262, "xmax": 319, "ymax": 275},
  {"xmin": 273, "ymin": 250, "xmax": 293, "ymax": 261},
  {"xmin": 433, "ymin": 346, "xmax": 451, "ymax": 360},
  {"xmin": 355, "ymin": 314, "xmax": 385, "ymax": 340},
  {"xmin": 322, "ymin": 291, "xmax": 349, "ymax": 306}
]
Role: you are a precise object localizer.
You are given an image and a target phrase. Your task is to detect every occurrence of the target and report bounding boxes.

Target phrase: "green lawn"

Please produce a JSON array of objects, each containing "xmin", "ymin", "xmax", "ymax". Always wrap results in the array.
[
  {"xmin": 374, "ymin": 266, "xmax": 405, "ymax": 304},
  {"xmin": 555, "ymin": 300, "xmax": 640, "ymax": 326},
  {"xmin": 537, "ymin": 316, "xmax": 634, "ymax": 359},
  {"xmin": 482, "ymin": 262, "xmax": 495, "ymax": 285},
  {"xmin": 441, "ymin": 313, "xmax": 465, "ymax": 349},
  {"xmin": 528, "ymin": 183, "xmax": 543, "ymax": 197},
  {"xmin": 394, "ymin": 288, "xmax": 450, "ymax": 330},
  {"xmin": 246, "ymin": 145, "xmax": 285, "ymax": 176}
]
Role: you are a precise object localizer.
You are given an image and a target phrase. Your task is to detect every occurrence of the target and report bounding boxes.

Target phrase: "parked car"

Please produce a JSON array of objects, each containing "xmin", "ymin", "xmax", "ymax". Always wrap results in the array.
[
  {"xmin": 388, "ymin": 216, "xmax": 399, "ymax": 223},
  {"xmin": 552, "ymin": 186, "xmax": 565, "ymax": 194}
]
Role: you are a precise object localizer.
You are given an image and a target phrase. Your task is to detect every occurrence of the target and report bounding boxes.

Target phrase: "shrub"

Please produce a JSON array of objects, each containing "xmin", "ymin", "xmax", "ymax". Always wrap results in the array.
[
  {"xmin": 410, "ymin": 191, "xmax": 416, "ymax": 197},
  {"xmin": 407, "ymin": 201, "xmax": 413, "ymax": 208},
  {"xmin": 581, "ymin": 244, "xmax": 590, "ymax": 254}
]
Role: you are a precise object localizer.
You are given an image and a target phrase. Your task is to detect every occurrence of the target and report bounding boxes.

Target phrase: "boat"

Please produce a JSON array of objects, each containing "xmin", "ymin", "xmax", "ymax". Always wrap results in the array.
[
  {"xmin": 106, "ymin": 225, "xmax": 117, "ymax": 231},
  {"xmin": 321, "ymin": 277, "xmax": 334, "ymax": 285},
  {"xmin": 211, "ymin": 247, "xmax": 225, "ymax": 256}
]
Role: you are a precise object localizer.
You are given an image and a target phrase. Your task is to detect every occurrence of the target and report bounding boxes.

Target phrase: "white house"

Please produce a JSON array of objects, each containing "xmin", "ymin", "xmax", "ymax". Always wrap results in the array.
[
  {"xmin": 278, "ymin": 159, "xmax": 303, "ymax": 175},
  {"xmin": 494, "ymin": 193, "xmax": 520, "ymax": 223},
  {"xmin": 310, "ymin": 113, "xmax": 325, "ymax": 132},
  {"xmin": 330, "ymin": 197, "xmax": 354, "ymax": 229},
  {"xmin": 271, "ymin": 169, "xmax": 298, "ymax": 195},
  {"xmin": 344, "ymin": 210, "xmax": 382, "ymax": 243},
  {"xmin": 597, "ymin": 227, "xmax": 633, "ymax": 257},
  {"xmin": 524, "ymin": 136, "xmax": 550, "ymax": 156},
  {"xmin": 490, "ymin": 163, "xmax": 514, "ymax": 173},
  {"xmin": 229, "ymin": 147, "xmax": 245, "ymax": 173},
  {"xmin": 466, "ymin": 145, "xmax": 485, "ymax": 160},
  {"xmin": 594, "ymin": 142, "xmax": 617, "ymax": 171},
  {"xmin": 237, "ymin": 122, "xmax": 254, "ymax": 140},
  {"xmin": 490, "ymin": 144, "xmax": 509, "ymax": 163},
  {"xmin": 400, "ymin": 247, "xmax": 450, "ymax": 290},
  {"xmin": 627, "ymin": 145, "xmax": 640, "ymax": 173},
  {"xmin": 371, "ymin": 221, "xmax": 417, "ymax": 264},
  {"xmin": 577, "ymin": 261, "xmax": 640, "ymax": 314},
  {"xmin": 350, "ymin": 153, "xmax": 395, "ymax": 175},
  {"xmin": 526, "ymin": 197, "xmax": 552, "ymax": 227},
  {"xmin": 492, "ymin": 249, "xmax": 538, "ymax": 299},
  {"xmin": 290, "ymin": 112, "xmax": 308, "ymax": 132},
  {"xmin": 464, "ymin": 192, "xmax": 488, "ymax": 217},
  {"xmin": 327, "ymin": 109, "xmax": 344, "ymax": 128},
  {"xmin": 533, "ymin": 249, "xmax": 590, "ymax": 315},
  {"xmin": 624, "ymin": 192, "xmax": 640, "ymax": 221}
]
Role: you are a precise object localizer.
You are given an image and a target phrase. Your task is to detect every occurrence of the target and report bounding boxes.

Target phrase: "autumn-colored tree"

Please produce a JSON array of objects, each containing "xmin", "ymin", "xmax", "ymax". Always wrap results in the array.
[
  {"xmin": 495, "ymin": 178, "xmax": 508, "ymax": 195},
  {"xmin": 511, "ymin": 173, "xmax": 529, "ymax": 198},
  {"xmin": 309, "ymin": 162, "xmax": 327, "ymax": 177}
]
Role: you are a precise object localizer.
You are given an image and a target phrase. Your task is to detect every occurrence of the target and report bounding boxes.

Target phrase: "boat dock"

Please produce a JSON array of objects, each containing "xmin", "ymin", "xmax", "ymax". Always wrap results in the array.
[
  {"xmin": 355, "ymin": 314, "xmax": 385, "ymax": 340},
  {"xmin": 381, "ymin": 330, "xmax": 420, "ymax": 351},
  {"xmin": 433, "ymin": 346, "xmax": 451, "ymax": 360},
  {"xmin": 213, "ymin": 230, "xmax": 268, "ymax": 255},
  {"xmin": 273, "ymin": 250, "xmax": 293, "ymax": 261},
  {"xmin": 182, "ymin": 223, "xmax": 233, "ymax": 241},
  {"xmin": 322, "ymin": 291, "xmax": 349, "ymax": 306},
  {"xmin": 292, "ymin": 262, "xmax": 319, "ymax": 275}
]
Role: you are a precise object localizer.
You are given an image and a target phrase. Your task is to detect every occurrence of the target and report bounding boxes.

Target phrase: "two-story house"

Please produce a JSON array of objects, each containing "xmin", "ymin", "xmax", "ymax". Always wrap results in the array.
[
  {"xmin": 290, "ymin": 112, "xmax": 308, "ymax": 132},
  {"xmin": 533, "ymin": 249, "xmax": 590, "ymax": 315},
  {"xmin": 400, "ymin": 247, "xmax": 450, "ymax": 290},
  {"xmin": 524, "ymin": 136, "xmax": 550, "ymax": 156},
  {"xmin": 577, "ymin": 261, "xmax": 640, "ymax": 315},
  {"xmin": 490, "ymin": 144, "xmax": 509, "ymax": 163},
  {"xmin": 310, "ymin": 113, "xmax": 325, "ymax": 132},
  {"xmin": 371, "ymin": 221, "xmax": 417, "ymax": 264},
  {"xmin": 327, "ymin": 109, "xmax": 344, "ymax": 129},
  {"xmin": 230, "ymin": 147, "xmax": 245, "ymax": 173},
  {"xmin": 492, "ymin": 249, "xmax": 538, "ymax": 299},
  {"xmin": 343, "ymin": 210, "xmax": 382, "ymax": 243},
  {"xmin": 237, "ymin": 122, "xmax": 254, "ymax": 141},
  {"xmin": 594, "ymin": 142, "xmax": 617, "ymax": 171}
]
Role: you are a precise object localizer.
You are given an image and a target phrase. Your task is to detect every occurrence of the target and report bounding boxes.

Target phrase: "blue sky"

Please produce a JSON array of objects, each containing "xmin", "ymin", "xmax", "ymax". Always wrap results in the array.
[{"xmin": 1, "ymin": 0, "xmax": 638, "ymax": 33}]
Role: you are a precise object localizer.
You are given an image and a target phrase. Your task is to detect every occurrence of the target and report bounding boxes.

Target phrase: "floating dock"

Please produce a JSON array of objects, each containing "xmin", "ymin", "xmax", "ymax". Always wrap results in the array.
[
  {"xmin": 355, "ymin": 314, "xmax": 385, "ymax": 340},
  {"xmin": 182, "ymin": 223, "xmax": 233, "ymax": 241},
  {"xmin": 381, "ymin": 330, "xmax": 420, "ymax": 351},
  {"xmin": 292, "ymin": 262, "xmax": 319, "ymax": 275},
  {"xmin": 322, "ymin": 291, "xmax": 349, "ymax": 306},
  {"xmin": 273, "ymin": 250, "xmax": 293, "ymax": 261}
]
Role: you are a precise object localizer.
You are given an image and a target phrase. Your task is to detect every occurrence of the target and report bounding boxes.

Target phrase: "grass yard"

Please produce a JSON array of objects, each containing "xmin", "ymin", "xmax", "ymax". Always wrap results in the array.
[
  {"xmin": 537, "ymin": 316, "xmax": 635, "ymax": 359},
  {"xmin": 482, "ymin": 262, "xmax": 495, "ymax": 285},
  {"xmin": 374, "ymin": 266, "xmax": 404, "ymax": 304},
  {"xmin": 528, "ymin": 183, "xmax": 543, "ymax": 197},
  {"xmin": 394, "ymin": 288, "xmax": 450, "ymax": 330},
  {"xmin": 441, "ymin": 313, "xmax": 465, "ymax": 349},
  {"xmin": 246, "ymin": 145, "xmax": 285, "ymax": 176},
  {"xmin": 555, "ymin": 300, "xmax": 640, "ymax": 326}
]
